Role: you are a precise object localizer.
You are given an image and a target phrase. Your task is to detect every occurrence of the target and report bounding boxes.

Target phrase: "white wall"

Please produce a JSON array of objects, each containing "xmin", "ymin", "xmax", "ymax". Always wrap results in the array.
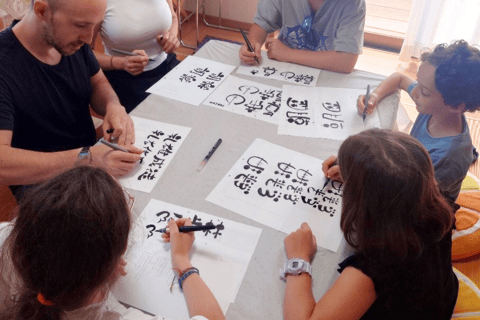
[{"xmin": 185, "ymin": 0, "xmax": 259, "ymax": 23}]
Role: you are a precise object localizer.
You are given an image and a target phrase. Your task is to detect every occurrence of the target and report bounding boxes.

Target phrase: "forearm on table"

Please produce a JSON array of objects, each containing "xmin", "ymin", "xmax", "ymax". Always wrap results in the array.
[
  {"xmin": 372, "ymin": 72, "xmax": 413, "ymax": 101},
  {"xmin": 89, "ymin": 70, "xmax": 122, "ymax": 116},
  {"xmin": 92, "ymin": 50, "xmax": 125, "ymax": 71},
  {"xmin": 0, "ymin": 145, "xmax": 80, "ymax": 185},
  {"xmin": 283, "ymin": 274, "xmax": 316, "ymax": 320},
  {"xmin": 181, "ymin": 274, "xmax": 225, "ymax": 320},
  {"xmin": 249, "ymin": 24, "xmax": 268, "ymax": 47},
  {"xmin": 285, "ymin": 50, "xmax": 358, "ymax": 73}
]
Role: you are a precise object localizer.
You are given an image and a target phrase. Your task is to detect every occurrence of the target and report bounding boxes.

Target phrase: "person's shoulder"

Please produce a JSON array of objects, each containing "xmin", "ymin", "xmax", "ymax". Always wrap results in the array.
[{"xmin": 0, "ymin": 28, "xmax": 16, "ymax": 65}]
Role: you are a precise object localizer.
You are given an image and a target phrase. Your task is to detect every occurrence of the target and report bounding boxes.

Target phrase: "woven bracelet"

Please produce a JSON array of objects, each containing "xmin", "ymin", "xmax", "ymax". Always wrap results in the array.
[{"xmin": 178, "ymin": 267, "xmax": 199, "ymax": 289}]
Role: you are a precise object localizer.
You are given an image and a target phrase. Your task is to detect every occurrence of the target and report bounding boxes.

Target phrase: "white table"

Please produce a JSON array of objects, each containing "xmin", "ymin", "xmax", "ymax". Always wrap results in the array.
[{"xmin": 129, "ymin": 40, "xmax": 400, "ymax": 319}]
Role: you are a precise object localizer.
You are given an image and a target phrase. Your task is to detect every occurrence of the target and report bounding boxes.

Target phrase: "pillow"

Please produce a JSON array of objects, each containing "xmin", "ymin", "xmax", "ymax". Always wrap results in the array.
[
  {"xmin": 452, "ymin": 267, "xmax": 480, "ymax": 319},
  {"xmin": 453, "ymin": 206, "xmax": 480, "ymax": 261}
]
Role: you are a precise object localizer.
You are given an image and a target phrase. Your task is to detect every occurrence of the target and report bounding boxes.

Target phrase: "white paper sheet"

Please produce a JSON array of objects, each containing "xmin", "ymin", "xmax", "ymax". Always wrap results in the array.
[
  {"xmin": 119, "ymin": 116, "xmax": 191, "ymax": 193},
  {"xmin": 146, "ymin": 55, "xmax": 236, "ymax": 106},
  {"xmin": 206, "ymin": 139, "xmax": 344, "ymax": 252},
  {"xmin": 113, "ymin": 199, "xmax": 262, "ymax": 318},
  {"xmin": 202, "ymin": 76, "xmax": 282, "ymax": 124},
  {"xmin": 236, "ymin": 51, "xmax": 321, "ymax": 86},
  {"xmin": 278, "ymin": 86, "xmax": 381, "ymax": 140}
]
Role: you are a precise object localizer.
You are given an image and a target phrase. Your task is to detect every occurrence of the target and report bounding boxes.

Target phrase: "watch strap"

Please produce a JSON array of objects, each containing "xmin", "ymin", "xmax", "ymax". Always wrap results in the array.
[
  {"xmin": 279, "ymin": 258, "xmax": 312, "ymax": 280},
  {"xmin": 78, "ymin": 146, "xmax": 92, "ymax": 164}
]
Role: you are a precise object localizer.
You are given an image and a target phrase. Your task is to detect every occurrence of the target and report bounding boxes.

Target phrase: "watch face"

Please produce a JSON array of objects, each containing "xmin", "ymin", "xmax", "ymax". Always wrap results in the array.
[{"xmin": 288, "ymin": 259, "xmax": 304, "ymax": 271}]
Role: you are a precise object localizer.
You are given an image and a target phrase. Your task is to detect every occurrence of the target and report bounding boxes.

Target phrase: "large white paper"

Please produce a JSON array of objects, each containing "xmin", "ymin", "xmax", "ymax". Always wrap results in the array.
[
  {"xmin": 119, "ymin": 116, "xmax": 191, "ymax": 193},
  {"xmin": 207, "ymin": 139, "xmax": 344, "ymax": 252},
  {"xmin": 236, "ymin": 51, "xmax": 321, "ymax": 86},
  {"xmin": 202, "ymin": 76, "xmax": 282, "ymax": 124},
  {"xmin": 278, "ymin": 86, "xmax": 381, "ymax": 140},
  {"xmin": 146, "ymin": 55, "xmax": 236, "ymax": 106},
  {"xmin": 113, "ymin": 199, "xmax": 262, "ymax": 318}
]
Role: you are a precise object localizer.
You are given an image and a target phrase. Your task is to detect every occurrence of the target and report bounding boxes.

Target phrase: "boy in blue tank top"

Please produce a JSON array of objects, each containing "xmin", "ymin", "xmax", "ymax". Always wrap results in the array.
[{"xmin": 355, "ymin": 40, "xmax": 480, "ymax": 202}]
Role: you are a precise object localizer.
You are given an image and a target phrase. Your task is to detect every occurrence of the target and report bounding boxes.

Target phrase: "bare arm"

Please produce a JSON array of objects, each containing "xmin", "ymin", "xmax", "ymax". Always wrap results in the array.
[
  {"xmin": 90, "ymin": 24, "xmax": 149, "ymax": 75},
  {"xmin": 239, "ymin": 24, "xmax": 268, "ymax": 64},
  {"xmin": 265, "ymin": 37, "xmax": 358, "ymax": 73},
  {"xmin": 163, "ymin": 219, "xmax": 225, "ymax": 320},
  {"xmin": 283, "ymin": 223, "xmax": 376, "ymax": 320},
  {"xmin": 0, "ymin": 130, "xmax": 141, "ymax": 185},
  {"xmin": 358, "ymin": 72, "xmax": 415, "ymax": 114}
]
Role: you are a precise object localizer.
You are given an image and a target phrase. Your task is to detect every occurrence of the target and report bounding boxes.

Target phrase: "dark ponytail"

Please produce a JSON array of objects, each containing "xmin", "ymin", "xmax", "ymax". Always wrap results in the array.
[{"xmin": 0, "ymin": 166, "xmax": 131, "ymax": 320}]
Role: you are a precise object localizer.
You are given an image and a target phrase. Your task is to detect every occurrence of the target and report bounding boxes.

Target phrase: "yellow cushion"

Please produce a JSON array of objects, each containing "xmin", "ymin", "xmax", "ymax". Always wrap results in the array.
[
  {"xmin": 453, "ymin": 267, "xmax": 480, "ymax": 318},
  {"xmin": 462, "ymin": 175, "xmax": 480, "ymax": 191},
  {"xmin": 453, "ymin": 208, "xmax": 480, "ymax": 261}
]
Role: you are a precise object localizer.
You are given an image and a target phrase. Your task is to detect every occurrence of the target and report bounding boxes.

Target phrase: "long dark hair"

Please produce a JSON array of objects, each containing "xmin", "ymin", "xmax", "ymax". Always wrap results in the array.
[
  {"xmin": 339, "ymin": 129, "xmax": 454, "ymax": 264},
  {"xmin": 0, "ymin": 166, "xmax": 131, "ymax": 320}
]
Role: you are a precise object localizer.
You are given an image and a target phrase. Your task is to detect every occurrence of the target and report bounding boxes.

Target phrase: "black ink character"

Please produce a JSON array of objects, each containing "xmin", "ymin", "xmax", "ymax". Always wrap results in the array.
[
  {"xmin": 245, "ymin": 100, "xmax": 264, "ymax": 113},
  {"xmin": 149, "ymin": 155, "xmax": 165, "ymax": 169},
  {"xmin": 251, "ymin": 69, "xmax": 259, "ymax": 75},
  {"xmin": 243, "ymin": 156, "xmax": 268, "ymax": 174},
  {"xmin": 286, "ymin": 111, "xmax": 310, "ymax": 125},
  {"xmin": 239, "ymin": 85, "xmax": 259, "ymax": 95},
  {"xmin": 292, "ymin": 169, "xmax": 312, "ymax": 186},
  {"xmin": 322, "ymin": 113, "xmax": 344, "ymax": 129},
  {"xmin": 263, "ymin": 67, "xmax": 277, "ymax": 77},
  {"xmin": 137, "ymin": 168, "xmax": 158, "ymax": 181},
  {"xmin": 264, "ymin": 100, "xmax": 280, "ymax": 116},
  {"xmin": 258, "ymin": 89, "xmax": 276, "ymax": 100},
  {"xmin": 280, "ymin": 71, "xmax": 296, "ymax": 79},
  {"xmin": 226, "ymin": 94, "xmax": 246, "ymax": 105},
  {"xmin": 190, "ymin": 67, "xmax": 210, "ymax": 77},
  {"xmin": 286, "ymin": 97, "xmax": 308, "ymax": 110},
  {"xmin": 287, "ymin": 185, "xmax": 303, "ymax": 194},
  {"xmin": 275, "ymin": 162, "xmax": 296, "ymax": 178},
  {"xmin": 164, "ymin": 133, "xmax": 182, "ymax": 142},
  {"xmin": 283, "ymin": 193, "xmax": 299, "ymax": 205},
  {"xmin": 265, "ymin": 178, "xmax": 286, "ymax": 189},
  {"xmin": 198, "ymin": 81, "xmax": 216, "ymax": 90},
  {"xmin": 234, "ymin": 173, "xmax": 258, "ymax": 194},
  {"xmin": 157, "ymin": 144, "xmax": 173, "ymax": 157},
  {"xmin": 156, "ymin": 211, "xmax": 171, "ymax": 223},
  {"xmin": 206, "ymin": 72, "xmax": 225, "ymax": 81},
  {"xmin": 179, "ymin": 74, "xmax": 196, "ymax": 83},
  {"xmin": 212, "ymin": 222, "xmax": 224, "ymax": 238},
  {"xmin": 302, "ymin": 75, "xmax": 314, "ymax": 85},
  {"xmin": 258, "ymin": 188, "xmax": 282, "ymax": 202},
  {"xmin": 322, "ymin": 101, "xmax": 341, "ymax": 113}
]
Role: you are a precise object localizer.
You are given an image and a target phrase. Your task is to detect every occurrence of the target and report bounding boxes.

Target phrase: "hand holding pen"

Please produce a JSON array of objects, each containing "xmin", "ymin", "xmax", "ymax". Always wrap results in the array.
[
  {"xmin": 357, "ymin": 86, "xmax": 379, "ymax": 117},
  {"xmin": 161, "ymin": 218, "xmax": 196, "ymax": 269},
  {"xmin": 321, "ymin": 156, "xmax": 342, "ymax": 188},
  {"xmin": 239, "ymin": 29, "xmax": 260, "ymax": 65},
  {"xmin": 111, "ymin": 48, "xmax": 150, "ymax": 76}
]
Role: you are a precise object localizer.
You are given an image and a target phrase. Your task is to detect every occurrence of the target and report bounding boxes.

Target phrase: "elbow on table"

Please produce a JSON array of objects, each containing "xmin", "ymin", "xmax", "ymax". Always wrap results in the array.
[{"xmin": 333, "ymin": 53, "xmax": 358, "ymax": 74}]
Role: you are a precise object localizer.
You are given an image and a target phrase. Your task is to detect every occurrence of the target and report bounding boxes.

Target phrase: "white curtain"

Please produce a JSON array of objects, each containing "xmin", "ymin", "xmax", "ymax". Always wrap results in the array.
[{"xmin": 399, "ymin": 0, "xmax": 480, "ymax": 61}]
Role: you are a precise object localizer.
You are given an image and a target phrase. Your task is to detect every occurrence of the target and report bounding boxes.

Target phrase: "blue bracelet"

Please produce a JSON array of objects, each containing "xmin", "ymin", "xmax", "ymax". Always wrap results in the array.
[{"xmin": 178, "ymin": 268, "xmax": 199, "ymax": 289}]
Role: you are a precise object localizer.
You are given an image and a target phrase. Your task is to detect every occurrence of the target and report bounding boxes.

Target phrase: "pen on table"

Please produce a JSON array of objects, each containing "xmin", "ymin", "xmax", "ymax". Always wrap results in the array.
[
  {"xmin": 321, "ymin": 159, "xmax": 338, "ymax": 190},
  {"xmin": 99, "ymin": 137, "xmax": 131, "ymax": 153},
  {"xmin": 111, "ymin": 48, "xmax": 155, "ymax": 61},
  {"xmin": 197, "ymin": 138, "xmax": 222, "ymax": 172},
  {"xmin": 158, "ymin": 225, "xmax": 217, "ymax": 233},
  {"xmin": 240, "ymin": 29, "xmax": 260, "ymax": 65},
  {"xmin": 362, "ymin": 84, "xmax": 370, "ymax": 121}
]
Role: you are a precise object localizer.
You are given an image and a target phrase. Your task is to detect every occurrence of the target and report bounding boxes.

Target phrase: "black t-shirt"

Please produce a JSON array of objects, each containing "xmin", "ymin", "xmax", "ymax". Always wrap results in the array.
[
  {"xmin": 0, "ymin": 21, "xmax": 100, "ymax": 153},
  {"xmin": 338, "ymin": 233, "xmax": 458, "ymax": 320}
]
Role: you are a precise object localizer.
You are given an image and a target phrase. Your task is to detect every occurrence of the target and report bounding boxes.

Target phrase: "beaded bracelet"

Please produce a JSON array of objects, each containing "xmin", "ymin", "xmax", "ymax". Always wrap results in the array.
[{"xmin": 177, "ymin": 267, "xmax": 199, "ymax": 290}]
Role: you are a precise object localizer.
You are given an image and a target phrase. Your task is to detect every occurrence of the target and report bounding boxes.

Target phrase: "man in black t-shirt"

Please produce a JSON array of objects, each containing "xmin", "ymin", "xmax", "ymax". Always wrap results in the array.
[{"xmin": 0, "ymin": 0, "xmax": 142, "ymax": 195}]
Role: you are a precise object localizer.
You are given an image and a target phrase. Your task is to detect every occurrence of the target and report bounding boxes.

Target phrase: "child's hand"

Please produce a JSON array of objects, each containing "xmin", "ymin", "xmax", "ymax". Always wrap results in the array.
[
  {"xmin": 322, "ymin": 156, "xmax": 342, "ymax": 182},
  {"xmin": 357, "ymin": 92, "xmax": 379, "ymax": 116},
  {"xmin": 284, "ymin": 223, "xmax": 317, "ymax": 262},
  {"xmin": 239, "ymin": 43, "xmax": 261, "ymax": 65},
  {"xmin": 162, "ymin": 218, "xmax": 195, "ymax": 269}
]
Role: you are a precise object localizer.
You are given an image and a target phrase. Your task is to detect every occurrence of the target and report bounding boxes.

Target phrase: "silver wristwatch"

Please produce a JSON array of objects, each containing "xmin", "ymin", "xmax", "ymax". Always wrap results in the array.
[{"xmin": 279, "ymin": 258, "xmax": 312, "ymax": 280}]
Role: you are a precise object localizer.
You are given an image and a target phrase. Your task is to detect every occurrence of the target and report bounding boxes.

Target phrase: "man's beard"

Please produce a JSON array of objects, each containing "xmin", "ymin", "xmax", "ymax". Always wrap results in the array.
[{"xmin": 41, "ymin": 20, "xmax": 78, "ymax": 56}]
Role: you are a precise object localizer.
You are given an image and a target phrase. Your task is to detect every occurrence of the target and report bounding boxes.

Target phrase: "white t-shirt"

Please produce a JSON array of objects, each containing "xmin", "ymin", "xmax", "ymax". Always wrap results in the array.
[
  {"xmin": 100, "ymin": 0, "xmax": 173, "ymax": 71},
  {"xmin": 0, "ymin": 222, "xmax": 208, "ymax": 320}
]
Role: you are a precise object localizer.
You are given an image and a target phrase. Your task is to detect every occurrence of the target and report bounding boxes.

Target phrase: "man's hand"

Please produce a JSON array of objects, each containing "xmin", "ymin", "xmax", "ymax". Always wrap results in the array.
[
  {"xmin": 156, "ymin": 32, "xmax": 180, "ymax": 53},
  {"xmin": 121, "ymin": 50, "xmax": 149, "ymax": 76},
  {"xmin": 102, "ymin": 104, "xmax": 136, "ymax": 145},
  {"xmin": 265, "ymin": 38, "xmax": 292, "ymax": 62},
  {"xmin": 90, "ymin": 143, "xmax": 142, "ymax": 177}
]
